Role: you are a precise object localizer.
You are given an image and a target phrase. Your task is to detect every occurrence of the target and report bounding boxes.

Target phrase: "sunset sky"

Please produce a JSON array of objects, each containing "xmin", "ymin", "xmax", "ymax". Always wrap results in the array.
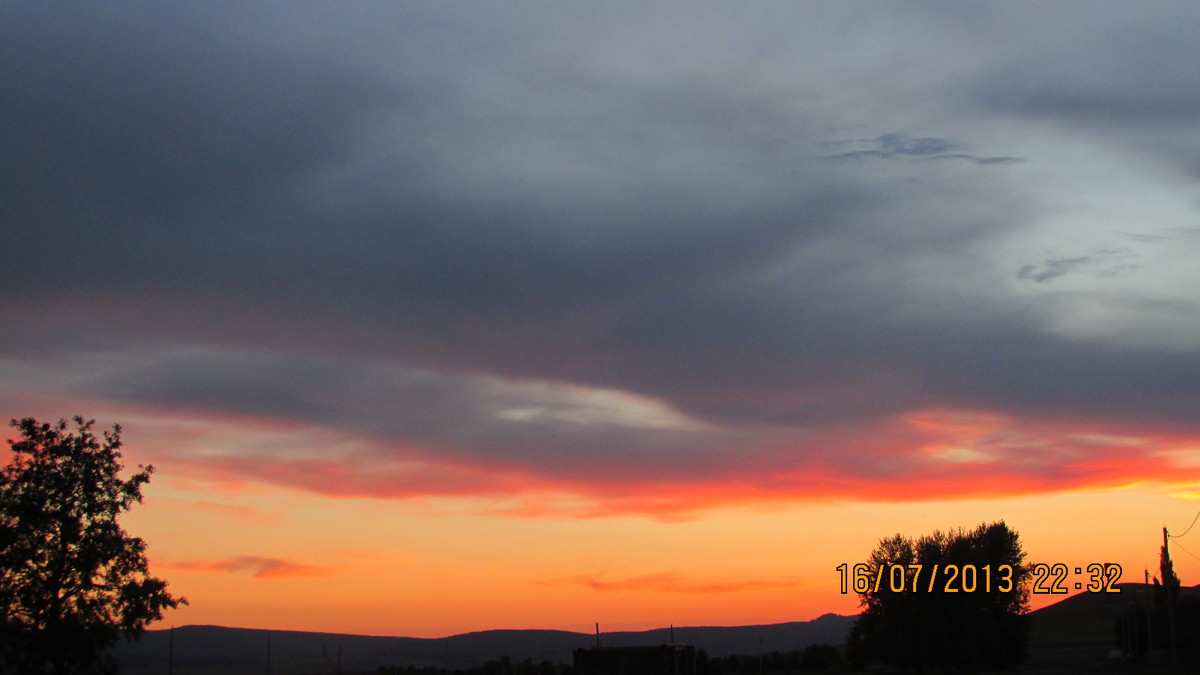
[{"xmin": 4, "ymin": 1, "xmax": 1200, "ymax": 638}]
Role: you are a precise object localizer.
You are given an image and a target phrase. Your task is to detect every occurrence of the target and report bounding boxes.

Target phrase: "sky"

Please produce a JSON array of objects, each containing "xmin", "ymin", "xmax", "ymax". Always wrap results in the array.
[{"xmin": 4, "ymin": 1, "xmax": 1200, "ymax": 638}]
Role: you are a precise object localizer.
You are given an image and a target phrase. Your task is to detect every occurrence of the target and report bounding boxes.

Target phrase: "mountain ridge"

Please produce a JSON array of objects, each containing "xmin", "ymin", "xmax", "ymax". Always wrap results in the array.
[
  {"xmin": 115, "ymin": 586, "xmax": 1193, "ymax": 674},
  {"xmin": 113, "ymin": 614, "xmax": 856, "ymax": 674}
]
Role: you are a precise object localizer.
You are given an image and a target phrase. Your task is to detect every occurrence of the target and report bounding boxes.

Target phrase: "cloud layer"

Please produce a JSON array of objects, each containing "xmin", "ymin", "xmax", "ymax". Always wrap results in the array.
[{"xmin": 4, "ymin": 2, "xmax": 1200, "ymax": 518}]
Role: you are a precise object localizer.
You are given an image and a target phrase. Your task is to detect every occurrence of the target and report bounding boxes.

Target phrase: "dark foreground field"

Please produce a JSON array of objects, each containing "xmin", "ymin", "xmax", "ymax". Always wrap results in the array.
[
  {"xmin": 1023, "ymin": 582, "xmax": 1198, "ymax": 673},
  {"xmin": 112, "ymin": 614, "xmax": 854, "ymax": 675},
  {"xmin": 112, "ymin": 585, "xmax": 1200, "ymax": 674}
]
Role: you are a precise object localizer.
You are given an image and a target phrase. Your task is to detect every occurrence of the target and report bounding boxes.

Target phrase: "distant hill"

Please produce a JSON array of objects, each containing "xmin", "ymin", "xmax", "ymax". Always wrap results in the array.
[
  {"xmin": 1026, "ymin": 582, "xmax": 1200, "ymax": 669},
  {"xmin": 112, "ymin": 614, "xmax": 856, "ymax": 675},
  {"xmin": 114, "ymin": 585, "xmax": 1198, "ymax": 674}
]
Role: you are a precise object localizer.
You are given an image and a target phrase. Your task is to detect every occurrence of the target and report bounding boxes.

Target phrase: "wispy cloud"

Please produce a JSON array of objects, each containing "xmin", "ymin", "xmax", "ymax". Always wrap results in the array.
[
  {"xmin": 819, "ymin": 133, "xmax": 1022, "ymax": 165},
  {"xmin": 1016, "ymin": 249, "xmax": 1139, "ymax": 283},
  {"xmin": 1016, "ymin": 257, "xmax": 1093, "ymax": 283},
  {"xmin": 161, "ymin": 556, "xmax": 336, "ymax": 579},
  {"xmin": 541, "ymin": 572, "xmax": 803, "ymax": 594},
  {"xmin": 155, "ymin": 497, "xmax": 274, "ymax": 523}
]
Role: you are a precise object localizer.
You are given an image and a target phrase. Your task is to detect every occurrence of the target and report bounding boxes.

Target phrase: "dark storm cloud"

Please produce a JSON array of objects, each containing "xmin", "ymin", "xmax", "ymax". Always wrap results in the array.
[
  {"xmin": 2, "ymin": 2, "xmax": 854, "ymax": 326},
  {"xmin": 2, "ymin": 2, "xmax": 879, "ymax": 371},
  {"xmin": 2, "ymin": 2, "xmax": 402, "ymax": 295},
  {"xmin": 5, "ymin": 1, "xmax": 1200, "ymax": 503}
]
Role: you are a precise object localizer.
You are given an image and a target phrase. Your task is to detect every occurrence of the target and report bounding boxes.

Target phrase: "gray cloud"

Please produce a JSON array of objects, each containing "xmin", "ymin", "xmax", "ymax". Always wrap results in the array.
[
  {"xmin": 3, "ymin": 2, "xmax": 1200, "ymax": 502},
  {"xmin": 1120, "ymin": 228, "xmax": 1200, "ymax": 244},
  {"xmin": 968, "ymin": 1, "xmax": 1200, "ymax": 177}
]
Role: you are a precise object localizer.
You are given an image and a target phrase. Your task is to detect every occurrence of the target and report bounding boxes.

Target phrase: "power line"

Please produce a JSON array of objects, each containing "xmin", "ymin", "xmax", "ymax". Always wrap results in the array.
[
  {"xmin": 1172, "ymin": 538, "xmax": 1200, "ymax": 565},
  {"xmin": 1169, "ymin": 509, "xmax": 1200, "ymax": 539}
]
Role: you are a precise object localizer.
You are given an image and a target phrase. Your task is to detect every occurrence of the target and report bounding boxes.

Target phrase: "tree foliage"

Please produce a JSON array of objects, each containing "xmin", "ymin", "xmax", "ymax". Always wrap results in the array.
[
  {"xmin": 847, "ymin": 521, "xmax": 1031, "ymax": 672},
  {"xmin": 0, "ymin": 417, "xmax": 185, "ymax": 674},
  {"xmin": 1158, "ymin": 536, "xmax": 1181, "ymax": 605}
]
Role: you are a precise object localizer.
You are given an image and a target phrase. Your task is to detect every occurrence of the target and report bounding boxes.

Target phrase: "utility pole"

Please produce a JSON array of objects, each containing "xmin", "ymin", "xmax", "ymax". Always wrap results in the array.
[
  {"xmin": 1145, "ymin": 569, "xmax": 1153, "ymax": 661},
  {"xmin": 1164, "ymin": 527, "xmax": 1177, "ymax": 667}
]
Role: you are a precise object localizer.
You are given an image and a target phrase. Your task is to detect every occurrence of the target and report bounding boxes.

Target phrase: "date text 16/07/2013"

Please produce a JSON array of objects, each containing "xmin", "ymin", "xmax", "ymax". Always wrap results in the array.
[{"xmin": 836, "ymin": 562, "xmax": 1123, "ymax": 594}]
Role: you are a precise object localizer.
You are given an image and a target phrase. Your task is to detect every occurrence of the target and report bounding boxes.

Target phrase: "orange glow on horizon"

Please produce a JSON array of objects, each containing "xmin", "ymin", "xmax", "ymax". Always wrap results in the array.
[{"xmin": 5, "ymin": 393, "xmax": 1200, "ymax": 638}]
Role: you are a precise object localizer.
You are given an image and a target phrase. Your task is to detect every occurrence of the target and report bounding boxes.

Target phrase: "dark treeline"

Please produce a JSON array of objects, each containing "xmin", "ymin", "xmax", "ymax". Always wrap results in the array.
[
  {"xmin": 696, "ymin": 644, "xmax": 843, "ymax": 673},
  {"xmin": 372, "ymin": 643, "xmax": 843, "ymax": 675},
  {"xmin": 376, "ymin": 657, "xmax": 572, "ymax": 675}
]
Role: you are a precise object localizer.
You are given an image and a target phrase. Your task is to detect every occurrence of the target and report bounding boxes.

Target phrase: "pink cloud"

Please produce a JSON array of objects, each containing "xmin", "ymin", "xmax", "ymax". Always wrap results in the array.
[
  {"xmin": 11, "ymin": 395, "xmax": 1195, "ymax": 521},
  {"xmin": 161, "ymin": 555, "xmax": 336, "ymax": 579},
  {"xmin": 154, "ymin": 497, "xmax": 273, "ymax": 522},
  {"xmin": 161, "ymin": 413, "xmax": 1195, "ymax": 522}
]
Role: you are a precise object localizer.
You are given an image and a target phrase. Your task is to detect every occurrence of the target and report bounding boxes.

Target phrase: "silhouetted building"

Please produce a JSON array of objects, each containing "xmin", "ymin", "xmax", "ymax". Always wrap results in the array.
[{"xmin": 573, "ymin": 645, "xmax": 695, "ymax": 675}]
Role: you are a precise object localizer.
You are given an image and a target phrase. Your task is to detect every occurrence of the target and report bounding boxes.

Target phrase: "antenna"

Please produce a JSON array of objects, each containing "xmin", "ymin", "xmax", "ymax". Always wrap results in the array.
[{"xmin": 595, "ymin": 622, "xmax": 600, "ymax": 649}]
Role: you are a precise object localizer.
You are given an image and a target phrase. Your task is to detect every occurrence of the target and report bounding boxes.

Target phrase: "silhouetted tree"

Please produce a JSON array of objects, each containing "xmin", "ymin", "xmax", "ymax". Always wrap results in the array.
[
  {"xmin": 0, "ymin": 417, "xmax": 185, "ymax": 674},
  {"xmin": 797, "ymin": 643, "xmax": 840, "ymax": 671},
  {"xmin": 848, "ymin": 521, "xmax": 1030, "ymax": 672},
  {"xmin": 1127, "ymin": 542, "xmax": 1200, "ymax": 658},
  {"xmin": 1159, "ymin": 537, "xmax": 1181, "ymax": 606}
]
